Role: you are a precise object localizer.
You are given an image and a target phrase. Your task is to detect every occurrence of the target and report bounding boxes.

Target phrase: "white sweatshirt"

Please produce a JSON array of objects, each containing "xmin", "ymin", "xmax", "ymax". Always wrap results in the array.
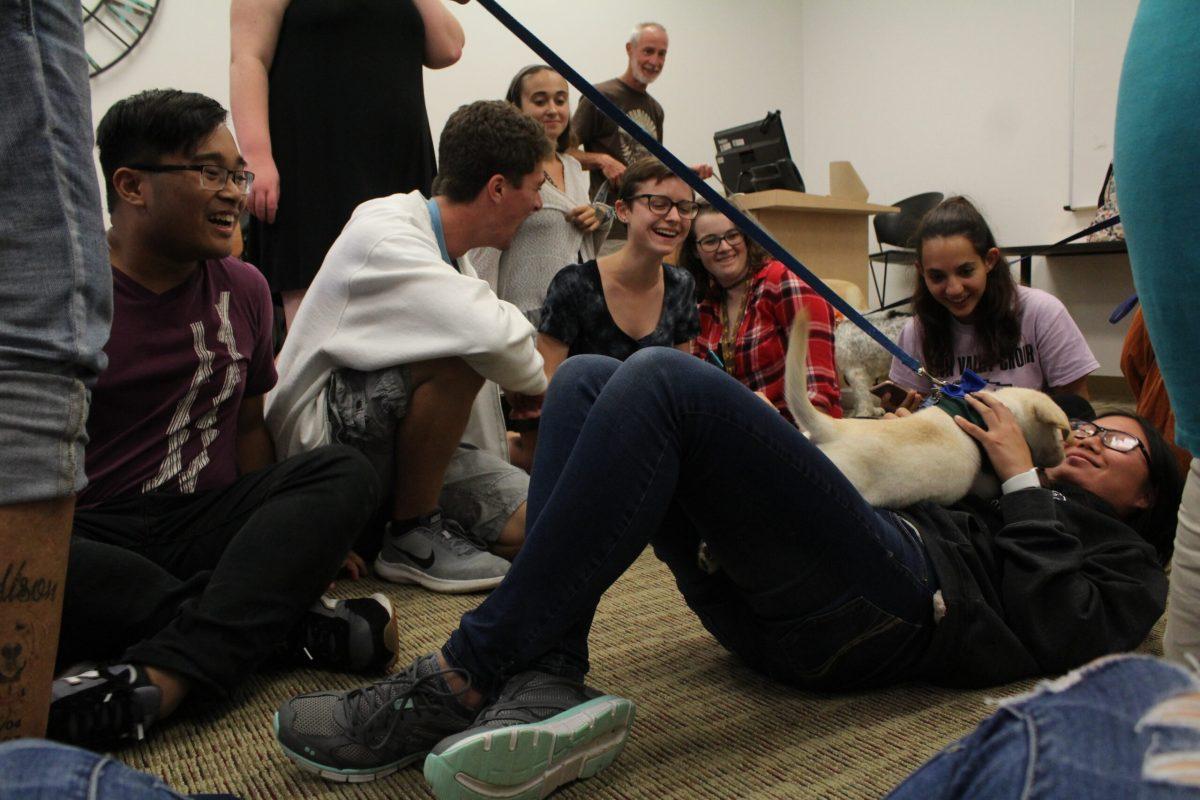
[{"xmin": 266, "ymin": 191, "xmax": 548, "ymax": 462}]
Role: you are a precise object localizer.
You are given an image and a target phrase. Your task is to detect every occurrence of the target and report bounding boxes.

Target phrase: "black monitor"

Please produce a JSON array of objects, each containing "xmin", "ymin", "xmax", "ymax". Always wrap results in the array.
[{"xmin": 713, "ymin": 110, "xmax": 805, "ymax": 194}]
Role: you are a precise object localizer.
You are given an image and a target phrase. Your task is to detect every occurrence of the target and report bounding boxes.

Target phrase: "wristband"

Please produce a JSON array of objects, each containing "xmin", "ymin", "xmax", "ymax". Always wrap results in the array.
[{"xmin": 1000, "ymin": 467, "xmax": 1041, "ymax": 495}]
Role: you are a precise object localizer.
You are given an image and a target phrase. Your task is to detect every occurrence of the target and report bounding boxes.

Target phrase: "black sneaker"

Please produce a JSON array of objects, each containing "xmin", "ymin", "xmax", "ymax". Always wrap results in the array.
[
  {"xmin": 275, "ymin": 653, "xmax": 475, "ymax": 782},
  {"xmin": 48, "ymin": 663, "xmax": 163, "ymax": 747},
  {"xmin": 423, "ymin": 671, "xmax": 636, "ymax": 800},
  {"xmin": 289, "ymin": 593, "xmax": 400, "ymax": 674}
]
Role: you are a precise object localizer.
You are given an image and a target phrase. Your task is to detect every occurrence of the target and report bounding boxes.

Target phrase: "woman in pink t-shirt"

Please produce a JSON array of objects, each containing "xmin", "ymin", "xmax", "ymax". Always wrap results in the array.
[{"xmin": 887, "ymin": 197, "xmax": 1098, "ymax": 407}]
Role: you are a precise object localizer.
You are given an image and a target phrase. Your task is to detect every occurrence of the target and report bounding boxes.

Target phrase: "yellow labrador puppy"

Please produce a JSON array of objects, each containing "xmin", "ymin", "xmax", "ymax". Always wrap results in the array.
[{"xmin": 784, "ymin": 312, "xmax": 1070, "ymax": 508}]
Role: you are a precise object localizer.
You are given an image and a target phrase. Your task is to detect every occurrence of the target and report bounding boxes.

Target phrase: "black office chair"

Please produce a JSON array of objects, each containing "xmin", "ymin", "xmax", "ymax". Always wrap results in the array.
[{"xmin": 869, "ymin": 191, "xmax": 944, "ymax": 309}]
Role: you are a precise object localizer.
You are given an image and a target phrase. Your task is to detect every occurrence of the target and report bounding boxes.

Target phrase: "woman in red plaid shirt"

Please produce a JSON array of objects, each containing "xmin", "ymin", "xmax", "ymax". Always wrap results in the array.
[{"xmin": 680, "ymin": 207, "xmax": 842, "ymax": 421}]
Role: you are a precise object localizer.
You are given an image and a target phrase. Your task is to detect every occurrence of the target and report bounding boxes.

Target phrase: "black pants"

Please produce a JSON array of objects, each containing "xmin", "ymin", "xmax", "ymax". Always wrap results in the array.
[{"xmin": 60, "ymin": 447, "xmax": 378, "ymax": 695}]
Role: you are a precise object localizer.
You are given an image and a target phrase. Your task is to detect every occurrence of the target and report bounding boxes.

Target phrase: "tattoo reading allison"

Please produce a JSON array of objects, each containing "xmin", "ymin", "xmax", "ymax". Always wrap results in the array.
[{"xmin": 0, "ymin": 561, "xmax": 59, "ymax": 604}]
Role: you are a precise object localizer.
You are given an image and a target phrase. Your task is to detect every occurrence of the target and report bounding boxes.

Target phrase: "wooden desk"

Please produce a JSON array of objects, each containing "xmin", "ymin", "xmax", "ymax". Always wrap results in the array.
[
  {"xmin": 1003, "ymin": 240, "xmax": 1128, "ymax": 285},
  {"xmin": 736, "ymin": 189, "xmax": 898, "ymax": 298}
]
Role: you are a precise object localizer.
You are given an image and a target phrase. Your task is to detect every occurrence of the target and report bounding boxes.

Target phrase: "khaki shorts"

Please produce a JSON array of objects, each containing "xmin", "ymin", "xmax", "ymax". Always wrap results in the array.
[{"xmin": 325, "ymin": 366, "xmax": 527, "ymax": 543}]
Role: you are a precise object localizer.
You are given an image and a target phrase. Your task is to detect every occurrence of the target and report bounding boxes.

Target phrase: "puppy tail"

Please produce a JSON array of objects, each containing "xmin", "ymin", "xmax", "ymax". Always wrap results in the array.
[{"xmin": 785, "ymin": 309, "xmax": 837, "ymax": 441}]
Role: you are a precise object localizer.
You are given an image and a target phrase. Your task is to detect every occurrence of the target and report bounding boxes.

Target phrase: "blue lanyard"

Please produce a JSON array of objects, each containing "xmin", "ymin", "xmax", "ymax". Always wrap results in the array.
[{"xmin": 427, "ymin": 197, "xmax": 452, "ymax": 266}]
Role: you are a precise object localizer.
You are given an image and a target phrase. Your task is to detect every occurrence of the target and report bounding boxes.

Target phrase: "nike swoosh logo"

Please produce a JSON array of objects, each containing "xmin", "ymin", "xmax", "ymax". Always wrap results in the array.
[{"xmin": 399, "ymin": 548, "xmax": 435, "ymax": 569}]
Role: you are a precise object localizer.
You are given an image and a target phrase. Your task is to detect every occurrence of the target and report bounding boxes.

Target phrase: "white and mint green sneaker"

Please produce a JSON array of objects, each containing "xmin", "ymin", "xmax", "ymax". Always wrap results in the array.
[
  {"xmin": 423, "ymin": 671, "xmax": 636, "ymax": 800},
  {"xmin": 375, "ymin": 512, "xmax": 509, "ymax": 594}
]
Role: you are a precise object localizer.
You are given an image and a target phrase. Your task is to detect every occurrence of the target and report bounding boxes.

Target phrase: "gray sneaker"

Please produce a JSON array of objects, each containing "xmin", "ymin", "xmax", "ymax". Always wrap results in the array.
[
  {"xmin": 275, "ymin": 653, "xmax": 475, "ymax": 783},
  {"xmin": 374, "ymin": 512, "xmax": 508, "ymax": 593},
  {"xmin": 423, "ymin": 671, "xmax": 636, "ymax": 800}
]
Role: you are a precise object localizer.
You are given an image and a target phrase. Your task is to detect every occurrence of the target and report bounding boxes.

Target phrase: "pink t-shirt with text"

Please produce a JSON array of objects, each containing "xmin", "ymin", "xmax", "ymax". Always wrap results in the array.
[{"xmin": 889, "ymin": 286, "xmax": 1098, "ymax": 393}]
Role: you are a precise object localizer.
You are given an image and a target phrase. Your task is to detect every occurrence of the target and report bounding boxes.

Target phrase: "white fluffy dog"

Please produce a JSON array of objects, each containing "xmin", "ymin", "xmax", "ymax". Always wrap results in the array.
[
  {"xmin": 785, "ymin": 312, "xmax": 1070, "ymax": 508},
  {"xmin": 836, "ymin": 310, "xmax": 912, "ymax": 418}
]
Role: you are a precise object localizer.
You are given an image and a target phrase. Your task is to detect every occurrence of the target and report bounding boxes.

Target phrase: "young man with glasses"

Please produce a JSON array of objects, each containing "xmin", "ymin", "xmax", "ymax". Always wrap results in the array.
[
  {"xmin": 48, "ymin": 89, "xmax": 396, "ymax": 749},
  {"xmin": 266, "ymin": 100, "xmax": 551, "ymax": 594}
]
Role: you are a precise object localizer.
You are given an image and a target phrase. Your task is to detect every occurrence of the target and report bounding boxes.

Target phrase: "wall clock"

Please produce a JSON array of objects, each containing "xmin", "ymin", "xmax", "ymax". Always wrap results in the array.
[{"xmin": 82, "ymin": 0, "xmax": 162, "ymax": 78}]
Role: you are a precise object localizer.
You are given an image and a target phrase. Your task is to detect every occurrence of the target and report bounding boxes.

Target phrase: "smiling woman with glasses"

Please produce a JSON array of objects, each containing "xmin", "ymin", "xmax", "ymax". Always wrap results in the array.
[
  {"xmin": 533, "ymin": 157, "xmax": 702, "ymax": 388},
  {"xmin": 1070, "ymin": 418, "xmax": 1151, "ymax": 464},
  {"xmin": 678, "ymin": 204, "xmax": 841, "ymax": 423}
]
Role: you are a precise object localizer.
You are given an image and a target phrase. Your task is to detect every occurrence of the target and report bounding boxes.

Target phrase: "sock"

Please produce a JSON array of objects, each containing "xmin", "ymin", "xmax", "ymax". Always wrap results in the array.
[{"xmin": 391, "ymin": 508, "xmax": 442, "ymax": 535}]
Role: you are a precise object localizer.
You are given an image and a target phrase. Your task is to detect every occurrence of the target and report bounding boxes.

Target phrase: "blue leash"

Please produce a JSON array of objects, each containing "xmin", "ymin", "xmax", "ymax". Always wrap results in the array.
[
  {"xmin": 474, "ymin": 0, "xmax": 926, "ymax": 376},
  {"xmin": 476, "ymin": 0, "xmax": 1122, "ymax": 395}
]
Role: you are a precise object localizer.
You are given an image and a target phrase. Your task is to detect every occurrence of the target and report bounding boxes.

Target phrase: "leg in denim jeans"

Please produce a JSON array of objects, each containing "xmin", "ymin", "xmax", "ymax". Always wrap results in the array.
[
  {"xmin": 0, "ymin": 739, "xmax": 205, "ymax": 799},
  {"xmin": 887, "ymin": 655, "xmax": 1200, "ymax": 800},
  {"xmin": 443, "ymin": 349, "xmax": 936, "ymax": 694},
  {"xmin": 0, "ymin": 0, "xmax": 111, "ymax": 739}
]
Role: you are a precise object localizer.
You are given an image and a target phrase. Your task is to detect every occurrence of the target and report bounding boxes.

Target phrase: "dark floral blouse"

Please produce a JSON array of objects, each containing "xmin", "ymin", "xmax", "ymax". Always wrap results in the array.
[{"xmin": 537, "ymin": 260, "xmax": 700, "ymax": 360}]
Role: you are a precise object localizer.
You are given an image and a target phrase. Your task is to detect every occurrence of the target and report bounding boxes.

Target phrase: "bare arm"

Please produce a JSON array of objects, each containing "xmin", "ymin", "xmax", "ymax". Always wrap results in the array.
[
  {"xmin": 229, "ymin": 0, "xmax": 289, "ymax": 223},
  {"xmin": 1051, "ymin": 375, "xmax": 1090, "ymax": 400},
  {"xmin": 236, "ymin": 394, "xmax": 276, "ymax": 474},
  {"xmin": 536, "ymin": 333, "xmax": 570, "ymax": 383},
  {"xmin": 413, "ymin": 0, "xmax": 465, "ymax": 69},
  {"xmin": 566, "ymin": 148, "xmax": 626, "ymax": 183}
]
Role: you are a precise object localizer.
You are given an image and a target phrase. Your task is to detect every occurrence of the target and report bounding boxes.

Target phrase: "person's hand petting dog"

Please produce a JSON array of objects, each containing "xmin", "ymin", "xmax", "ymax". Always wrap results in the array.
[{"xmin": 954, "ymin": 392, "xmax": 1035, "ymax": 482}]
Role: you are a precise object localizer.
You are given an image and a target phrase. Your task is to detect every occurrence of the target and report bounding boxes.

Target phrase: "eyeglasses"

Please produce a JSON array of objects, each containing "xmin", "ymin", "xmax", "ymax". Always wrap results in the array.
[
  {"xmin": 696, "ymin": 230, "xmax": 745, "ymax": 253},
  {"xmin": 629, "ymin": 194, "xmax": 701, "ymax": 219},
  {"xmin": 1069, "ymin": 419, "xmax": 1151, "ymax": 465},
  {"xmin": 128, "ymin": 164, "xmax": 255, "ymax": 194}
]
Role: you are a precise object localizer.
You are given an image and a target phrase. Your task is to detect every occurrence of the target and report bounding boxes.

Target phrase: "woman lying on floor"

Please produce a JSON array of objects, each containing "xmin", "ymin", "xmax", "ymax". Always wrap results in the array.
[{"xmin": 275, "ymin": 348, "xmax": 1184, "ymax": 797}]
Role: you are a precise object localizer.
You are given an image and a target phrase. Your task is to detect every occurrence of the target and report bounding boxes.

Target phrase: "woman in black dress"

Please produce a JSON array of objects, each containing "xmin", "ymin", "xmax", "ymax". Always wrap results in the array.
[{"xmin": 230, "ymin": 0, "xmax": 466, "ymax": 329}]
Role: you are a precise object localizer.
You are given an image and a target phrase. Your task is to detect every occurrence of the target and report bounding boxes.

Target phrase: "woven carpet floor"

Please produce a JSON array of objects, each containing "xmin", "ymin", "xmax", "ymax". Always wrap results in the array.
[{"xmin": 119, "ymin": 550, "xmax": 1164, "ymax": 799}]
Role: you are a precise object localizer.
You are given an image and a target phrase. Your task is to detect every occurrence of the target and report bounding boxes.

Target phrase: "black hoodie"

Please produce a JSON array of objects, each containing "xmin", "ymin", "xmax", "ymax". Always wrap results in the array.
[{"xmin": 900, "ymin": 484, "xmax": 1167, "ymax": 688}]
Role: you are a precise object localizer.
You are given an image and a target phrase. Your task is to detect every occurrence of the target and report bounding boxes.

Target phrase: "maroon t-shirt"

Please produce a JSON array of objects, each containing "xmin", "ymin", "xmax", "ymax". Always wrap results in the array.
[{"xmin": 78, "ymin": 258, "xmax": 276, "ymax": 508}]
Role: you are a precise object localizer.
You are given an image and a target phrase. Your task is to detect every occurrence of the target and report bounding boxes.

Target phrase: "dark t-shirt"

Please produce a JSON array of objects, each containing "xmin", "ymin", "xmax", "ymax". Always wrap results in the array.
[
  {"xmin": 538, "ymin": 260, "xmax": 699, "ymax": 361},
  {"xmin": 572, "ymin": 78, "xmax": 665, "ymax": 198},
  {"xmin": 79, "ymin": 258, "xmax": 276, "ymax": 508}
]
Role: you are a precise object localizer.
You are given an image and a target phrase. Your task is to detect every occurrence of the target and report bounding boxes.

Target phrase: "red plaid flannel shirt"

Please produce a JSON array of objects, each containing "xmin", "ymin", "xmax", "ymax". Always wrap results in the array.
[{"xmin": 692, "ymin": 260, "xmax": 841, "ymax": 420}]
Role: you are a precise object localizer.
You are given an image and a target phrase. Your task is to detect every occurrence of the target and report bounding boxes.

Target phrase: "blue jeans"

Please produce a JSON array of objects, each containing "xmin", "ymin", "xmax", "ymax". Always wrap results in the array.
[
  {"xmin": 443, "ymin": 349, "xmax": 938, "ymax": 694},
  {"xmin": 0, "ymin": 0, "xmax": 111, "ymax": 504},
  {"xmin": 887, "ymin": 655, "xmax": 1200, "ymax": 799},
  {"xmin": 0, "ymin": 739, "xmax": 238, "ymax": 799}
]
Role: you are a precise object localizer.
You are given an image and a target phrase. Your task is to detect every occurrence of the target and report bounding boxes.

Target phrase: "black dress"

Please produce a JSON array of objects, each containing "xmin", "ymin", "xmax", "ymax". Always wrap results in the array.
[{"xmin": 246, "ymin": 0, "xmax": 437, "ymax": 292}]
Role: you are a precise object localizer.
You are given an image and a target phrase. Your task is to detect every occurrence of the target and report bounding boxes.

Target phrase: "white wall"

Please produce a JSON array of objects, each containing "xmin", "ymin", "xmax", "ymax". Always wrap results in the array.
[{"xmin": 800, "ymin": 0, "xmax": 1135, "ymax": 375}]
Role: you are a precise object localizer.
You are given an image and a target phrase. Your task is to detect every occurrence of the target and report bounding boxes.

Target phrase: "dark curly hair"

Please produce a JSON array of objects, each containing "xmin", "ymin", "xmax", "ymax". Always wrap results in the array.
[
  {"xmin": 678, "ymin": 204, "xmax": 771, "ymax": 301},
  {"xmin": 911, "ymin": 196, "xmax": 1020, "ymax": 378},
  {"xmin": 504, "ymin": 65, "xmax": 573, "ymax": 153},
  {"xmin": 96, "ymin": 88, "xmax": 228, "ymax": 212},
  {"xmin": 434, "ymin": 100, "xmax": 552, "ymax": 202}
]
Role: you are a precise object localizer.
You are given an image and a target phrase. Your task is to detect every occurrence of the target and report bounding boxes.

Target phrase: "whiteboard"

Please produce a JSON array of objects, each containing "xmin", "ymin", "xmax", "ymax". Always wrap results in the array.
[{"xmin": 1068, "ymin": 0, "xmax": 1139, "ymax": 209}]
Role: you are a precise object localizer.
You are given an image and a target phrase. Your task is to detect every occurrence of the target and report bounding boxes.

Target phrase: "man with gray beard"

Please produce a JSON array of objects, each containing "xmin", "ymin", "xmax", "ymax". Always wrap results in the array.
[{"xmin": 572, "ymin": 22, "xmax": 711, "ymax": 201}]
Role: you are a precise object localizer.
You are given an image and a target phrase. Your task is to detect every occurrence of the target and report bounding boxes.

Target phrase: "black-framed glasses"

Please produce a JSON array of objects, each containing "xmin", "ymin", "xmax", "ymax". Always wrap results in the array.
[
  {"xmin": 696, "ymin": 230, "xmax": 745, "ymax": 253},
  {"xmin": 128, "ymin": 164, "xmax": 255, "ymax": 194},
  {"xmin": 1069, "ymin": 419, "xmax": 1151, "ymax": 465},
  {"xmin": 629, "ymin": 193, "xmax": 701, "ymax": 219}
]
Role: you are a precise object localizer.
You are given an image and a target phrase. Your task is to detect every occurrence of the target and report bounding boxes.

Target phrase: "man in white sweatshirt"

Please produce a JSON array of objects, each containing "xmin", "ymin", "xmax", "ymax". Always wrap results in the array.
[{"xmin": 266, "ymin": 101, "xmax": 551, "ymax": 593}]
